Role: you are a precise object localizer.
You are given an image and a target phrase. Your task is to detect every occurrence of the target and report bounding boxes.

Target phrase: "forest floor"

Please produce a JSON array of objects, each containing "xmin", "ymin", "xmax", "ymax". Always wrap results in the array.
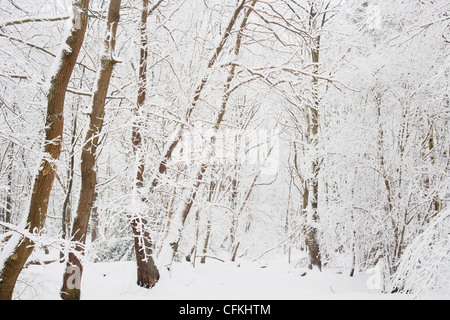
[{"xmin": 13, "ymin": 254, "xmax": 418, "ymax": 300}]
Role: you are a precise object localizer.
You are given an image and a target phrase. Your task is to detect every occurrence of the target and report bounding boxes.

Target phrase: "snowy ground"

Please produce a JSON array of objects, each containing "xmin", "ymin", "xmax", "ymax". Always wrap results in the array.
[{"xmin": 13, "ymin": 258, "xmax": 415, "ymax": 300}]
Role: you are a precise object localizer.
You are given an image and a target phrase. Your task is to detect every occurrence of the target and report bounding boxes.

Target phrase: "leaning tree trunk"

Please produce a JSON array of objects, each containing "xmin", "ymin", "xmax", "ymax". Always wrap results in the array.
[
  {"xmin": 130, "ymin": 0, "xmax": 248, "ymax": 280},
  {"xmin": 169, "ymin": 0, "xmax": 256, "ymax": 262},
  {"xmin": 60, "ymin": 0, "xmax": 121, "ymax": 300},
  {"xmin": 127, "ymin": 0, "xmax": 165, "ymax": 289},
  {"xmin": 148, "ymin": 0, "xmax": 249, "ymax": 194},
  {"xmin": 0, "ymin": 0, "xmax": 90, "ymax": 300}
]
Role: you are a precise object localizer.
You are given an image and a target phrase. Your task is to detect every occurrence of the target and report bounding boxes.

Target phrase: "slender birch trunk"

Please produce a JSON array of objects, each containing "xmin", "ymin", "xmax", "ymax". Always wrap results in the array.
[
  {"xmin": 230, "ymin": 143, "xmax": 276, "ymax": 260},
  {"xmin": 149, "ymin": 0, "xmax": 249, "ymax": 194},
  {"xmin": 200, "ymin": 180, "xmax": 216, "ymax": 264},
  {"xmin": 61, "ymin": 105, "xmax": 78, "ymax": 244},
  {"xmin": 169, "ymin": 1, "xmax": 257, "ymax": 260}
]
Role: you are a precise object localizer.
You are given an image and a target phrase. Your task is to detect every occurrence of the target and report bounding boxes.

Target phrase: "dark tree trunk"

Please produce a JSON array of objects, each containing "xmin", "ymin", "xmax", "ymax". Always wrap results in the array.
[
  {"xmin": 129, "ymin": 215, "xmax": 160, "ymax": 288},
  {"xmin": 90, "ymin": 191, "xmax": 99, "ymax": 243},
  {"xmin": 128, "ymin": 0, "xmax": 164, "ymax": 289},
  {"xmin": 60, "ymin": 0, "xmax": 121, "ymax": 300},
  {"xmin": 303, "ymin": 5, "xmax": 324, "ymax": 272},
  {"xmin": 0, "ymin": 0, "xmax": 90, "ymax": 300}
]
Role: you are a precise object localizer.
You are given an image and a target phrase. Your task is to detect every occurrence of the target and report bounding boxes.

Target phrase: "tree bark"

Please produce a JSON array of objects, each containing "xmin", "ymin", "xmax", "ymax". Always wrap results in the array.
[
  {"xmin": 2, "ymin": 144, "xmax": 13, "ymax": 234},
  {"xmin": 200, "ymin": 218, "xmax": 212, "ymax": 264},
  {"xmin": 303, "ymin": 5, "xmax": 324, "ymax": 271},
  {"xmin": 0, "ymin": 157, "xmax": 13, "ymax": 235},
  {"xmin": 0, "ymin": 0, "xmax": 90, "ymax": 300},
  {"xmin": 90, "ymin": 191, "xmax": 99, "ymax": 243},
  {"xmin": 129, "ymin": 215, "xmax": 160, "ymax": 288},
  {"xmin": 60, "ymin": 0, "xmax": 121, "ymax": 300},
  {"xmin": 61, "ymin": 105, "xmax": 79, "ymax": 244},
  {"xmin": 201, "ymin": 180, "xmax": 216, "ymax": 264},
  {"xmin": 127, "ymin": 0, "xmax": 164, "ymax": 289}
]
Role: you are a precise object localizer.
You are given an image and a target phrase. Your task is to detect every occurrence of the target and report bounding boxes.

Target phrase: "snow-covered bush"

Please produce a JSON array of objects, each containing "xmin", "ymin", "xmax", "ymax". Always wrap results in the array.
[{"xmin": 389, "ymin": 208, "xmax": 450, "ymax": 297}]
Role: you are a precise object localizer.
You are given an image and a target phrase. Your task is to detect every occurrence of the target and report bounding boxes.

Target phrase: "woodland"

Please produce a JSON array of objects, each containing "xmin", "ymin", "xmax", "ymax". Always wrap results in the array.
[{"xmin": 0, "ymin": 0, "xmax": 449, "ymax": 300}]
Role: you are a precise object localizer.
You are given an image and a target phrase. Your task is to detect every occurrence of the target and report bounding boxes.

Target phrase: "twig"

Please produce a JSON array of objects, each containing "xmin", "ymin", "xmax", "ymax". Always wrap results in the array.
[
  {"xmin": 0, "ymin": 16, "xmax": 70, "ymax": 28},
  {"xmin": 0, "ymin": 32, "xmax": 96, "ymax": 72},
  {"xmin": 195, "ymin": 255, "xmax": 225, "ymax": 263},
  {"xmin": 253, "ymin": 226, "xmax": 301, "ymax": 262}
]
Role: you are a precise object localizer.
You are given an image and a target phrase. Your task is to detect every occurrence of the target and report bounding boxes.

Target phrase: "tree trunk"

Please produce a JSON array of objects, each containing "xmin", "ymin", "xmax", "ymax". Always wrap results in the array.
[
  {"xmin": 60, "ymin": 0, "xmax": 121, "ymax": 300},
  {"xmin": 200, "ymin": 180, "xmax": 216, "ymax": 264},
  {"xmin": 61, "ymin": 106, "xmax": 78, "ymax": 244},
  {"xmin": 170, "ymin": 1, "xmax": 257, "ymax": 261},
  {"xmin": 129, "ymin": 215, "xmax": 160, "ymax": 288},
  {"xmin": 148, "ymin": 0, "xmax": 249, "ymax": 194},
  {"xmin": 90, "ymin": 191, "xmax": 99, "ymax": 243},
  {"xmin": 303, "ymin": 5, "xmax": 324, "ymax": 271},
  {"xmin": 127, "ymin": 0, "xmax": 164, "ymax": 289},
  {"xmin": 201, "ymin": 218, "xmax": 212, "ymax": 264},
  {"xmin": 0, "ymin": 0, "xmax": 90, "ymax": 300},
  {"xmin": 2, "ymin": 145, "xmax": 13, "ymax": 234},
  {"xmin": 427, "ymin": 122, "xmax": 441, "ymax": 215}
]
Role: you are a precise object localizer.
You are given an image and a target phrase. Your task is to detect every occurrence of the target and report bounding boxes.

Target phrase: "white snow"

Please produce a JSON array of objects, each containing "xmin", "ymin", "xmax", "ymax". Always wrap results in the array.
[
  {"xmin": 41, "ymin": 8, "xmax": 74, "ymax": 94},
  {"xmin": 13, "ymin": 258, "xmax": 419, "ymax": 300},
  {"xmin": 0, "ymin": 233, "xmax": 22, "ymax": 273}
]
